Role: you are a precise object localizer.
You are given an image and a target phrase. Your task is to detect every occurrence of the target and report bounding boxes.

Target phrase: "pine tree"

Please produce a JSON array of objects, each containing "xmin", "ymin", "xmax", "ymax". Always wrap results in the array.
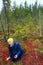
[{"xmin": 2, "ymin": 0, "xmax": 11, "ymax": 40}]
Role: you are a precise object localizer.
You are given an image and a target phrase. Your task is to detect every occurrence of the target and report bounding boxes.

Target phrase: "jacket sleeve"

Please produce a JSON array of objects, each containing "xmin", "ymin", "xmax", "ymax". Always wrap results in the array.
[
  {"xmin": 8, "ymin": 46, "xmax": 11, "ymax": 58},
  {"xmin": 16, "ymin": 44, "xmax": 23, "ymax": 57}
]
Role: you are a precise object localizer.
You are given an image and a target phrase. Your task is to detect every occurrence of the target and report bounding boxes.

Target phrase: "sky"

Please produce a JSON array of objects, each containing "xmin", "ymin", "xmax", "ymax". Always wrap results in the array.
[{"xmin": 0, "ymin": 0, "xmax": 43, "ymax": 11}]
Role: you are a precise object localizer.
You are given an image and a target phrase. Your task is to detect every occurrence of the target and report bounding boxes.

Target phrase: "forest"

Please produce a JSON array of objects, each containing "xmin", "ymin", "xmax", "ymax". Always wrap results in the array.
[{"xmin": 0, "ymin": 0, "xmax": 43, "ymax": 65}]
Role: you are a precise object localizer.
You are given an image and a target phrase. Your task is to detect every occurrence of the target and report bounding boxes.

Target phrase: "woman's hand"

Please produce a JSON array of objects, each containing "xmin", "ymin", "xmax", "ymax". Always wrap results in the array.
[
  {"xmin": 6, "ymin": 57, "xmax": 10, "ymax": 61},
  {"xmin": 14, "ymin": 55, "xmax": 18, "ymax": 59}
]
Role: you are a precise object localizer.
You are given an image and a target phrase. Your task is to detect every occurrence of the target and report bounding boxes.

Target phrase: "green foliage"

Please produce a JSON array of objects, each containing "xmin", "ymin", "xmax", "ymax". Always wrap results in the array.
[
  {"xmin": 0, "ymin": 0, "xmax": 43, "ymax": 40},
  {"xmin": 22, "ymin": 14, "xmax": 32, "ymax": 24},
  {"xmin": 16, "ymin": 25, "xmax": 22, "ymax": 31},
  {"xmin": 33, "ymin": 39, "xmax": 40, "ymax": 46},
  {"xmin": 34, "ymin": 48, "xmax": 43, "ymax": 53},
  {"xmin": 33, "ymin": 39, "xmax": 43, "ymax": 54}
]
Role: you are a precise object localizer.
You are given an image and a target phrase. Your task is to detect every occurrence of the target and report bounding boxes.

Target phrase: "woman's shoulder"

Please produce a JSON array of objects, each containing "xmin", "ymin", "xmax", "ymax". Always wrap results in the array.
[{"xmin": 13, "ymin": 40, "xmax": 19, "ymax": 46}]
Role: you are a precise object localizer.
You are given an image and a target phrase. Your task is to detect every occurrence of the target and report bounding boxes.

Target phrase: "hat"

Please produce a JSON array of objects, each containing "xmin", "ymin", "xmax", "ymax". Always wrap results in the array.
[{"xmin": 7, "ymin": 38, "xmax": 13, "ymax": 43}]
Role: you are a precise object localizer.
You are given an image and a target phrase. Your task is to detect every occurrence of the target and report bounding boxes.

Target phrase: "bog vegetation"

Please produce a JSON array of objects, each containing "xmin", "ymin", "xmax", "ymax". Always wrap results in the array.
[{"xmin": 0, "ymin": 0, "xmax": 43, "ymax": 65}]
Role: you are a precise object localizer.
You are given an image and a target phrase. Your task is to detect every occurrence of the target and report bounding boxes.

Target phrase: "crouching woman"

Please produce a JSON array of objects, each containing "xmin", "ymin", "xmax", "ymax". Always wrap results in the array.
[{"xmin": 6, "ymin": 38, "xmax": 23, "ymax": 62}]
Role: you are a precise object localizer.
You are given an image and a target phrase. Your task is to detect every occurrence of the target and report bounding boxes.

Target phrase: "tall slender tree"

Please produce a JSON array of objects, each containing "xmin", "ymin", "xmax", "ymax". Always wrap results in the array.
[
  {"xmin": 0, "ymin": 14, "xmax": 7, "ymax": 42},
  {"xmin": 2, "ymin": 0, "xmax": 11, "ymax": 39},
  {"xmin": 32, "ymin": 0, "xmax": 39, "ymax": 25}
]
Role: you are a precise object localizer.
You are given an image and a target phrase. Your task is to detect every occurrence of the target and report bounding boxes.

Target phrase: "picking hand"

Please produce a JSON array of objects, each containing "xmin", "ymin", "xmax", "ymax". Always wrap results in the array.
[
  {"xmin": 14, "ymin": 55, "xmax": 18, "ymax": 59},
  {"xmin": 6, "ymin": 57, "xmax": 10, "ymax": 61}
]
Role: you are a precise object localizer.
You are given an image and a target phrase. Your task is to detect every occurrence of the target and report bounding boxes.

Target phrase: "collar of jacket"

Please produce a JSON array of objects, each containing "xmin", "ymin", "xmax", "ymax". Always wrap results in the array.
[{"xmin": 10, "ymin": 41, "xmax": 14, "ymax": 47}]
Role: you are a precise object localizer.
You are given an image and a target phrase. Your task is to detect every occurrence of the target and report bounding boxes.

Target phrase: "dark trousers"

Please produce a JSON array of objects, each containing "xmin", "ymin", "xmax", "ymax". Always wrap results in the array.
[{"xmin": 11, "ymin": 56, "xmax": 21, "ymax": 62}]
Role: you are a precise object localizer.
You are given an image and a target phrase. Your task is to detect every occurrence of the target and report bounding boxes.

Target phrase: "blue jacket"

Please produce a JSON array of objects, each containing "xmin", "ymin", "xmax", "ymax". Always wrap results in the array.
[{"xmin": 8, "ymin": 40, "xmax": 23, "ymax": 60}]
